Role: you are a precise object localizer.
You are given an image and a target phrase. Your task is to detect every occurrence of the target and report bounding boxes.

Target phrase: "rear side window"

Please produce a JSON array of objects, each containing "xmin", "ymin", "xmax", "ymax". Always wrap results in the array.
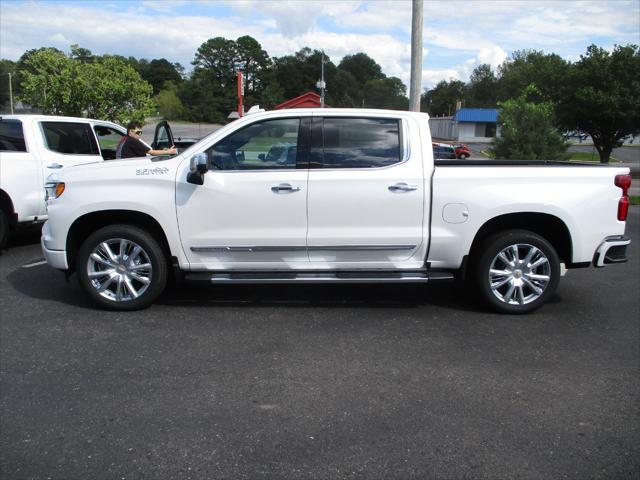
[
  {"xmin": 312, "ymin": 117, "xmax": 402, "ymax": 169},
  {"xmin": 0, "ymin": 119, "xmax": 27, "ymax": 152},
  {"xmin": 41, "ymin": 121, "xmax": 99, "ymax": 155}
]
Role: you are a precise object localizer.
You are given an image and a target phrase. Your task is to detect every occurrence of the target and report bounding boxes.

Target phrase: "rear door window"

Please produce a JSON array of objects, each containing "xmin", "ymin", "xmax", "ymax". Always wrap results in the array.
[
  {"xmin": 0, "ymin": 119, "xmax": 27, "ymax": 152},
  {"xmin": 41, "ymin": 121, "xmax": 99, "ymax": 155},
  {"xmin": 311, "ymin": 117, "xmax": 402, "ymax": 169}
]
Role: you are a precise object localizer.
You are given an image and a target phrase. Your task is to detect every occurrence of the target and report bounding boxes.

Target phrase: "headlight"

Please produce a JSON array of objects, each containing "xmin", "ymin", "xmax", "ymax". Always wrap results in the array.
[{"xmin": 45, "ymin": 182, "xmax": 65, "ymax": 201}]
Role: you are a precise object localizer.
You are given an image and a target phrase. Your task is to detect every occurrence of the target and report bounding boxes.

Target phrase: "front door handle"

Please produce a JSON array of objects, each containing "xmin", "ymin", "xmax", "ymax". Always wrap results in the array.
[
  {"xmin": 47, "ymin": 163, "xmax": 63, "ymax": 169},
  {"xmin": 388, "ymin": 182, "xmax": 417, "ymax": 192},
  {"xmin": 271, "ymin": 183, "xmax": 301, "ymax": 193}
]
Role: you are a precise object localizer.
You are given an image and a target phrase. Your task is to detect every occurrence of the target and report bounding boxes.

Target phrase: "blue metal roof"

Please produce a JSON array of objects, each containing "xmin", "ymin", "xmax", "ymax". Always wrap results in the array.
[{"xmin": 454, "ymin": 108, "xmax": 498, "ymax": 123}]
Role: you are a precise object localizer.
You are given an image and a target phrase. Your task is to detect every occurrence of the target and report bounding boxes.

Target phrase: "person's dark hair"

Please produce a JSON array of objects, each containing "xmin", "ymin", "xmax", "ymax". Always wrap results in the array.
[{"xmin": 126, "ymin": 121, "xmax": 142, "ymax": 133}]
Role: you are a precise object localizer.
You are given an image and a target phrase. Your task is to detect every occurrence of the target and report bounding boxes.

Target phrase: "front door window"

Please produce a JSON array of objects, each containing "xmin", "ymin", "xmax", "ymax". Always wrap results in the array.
[
  {"xmin": 206, "ymin": 118, "xmax": 301, "ymax": 170},
  {"xmin": 93, "ymin": 125, "xmax": 124, "ymax": 160}
]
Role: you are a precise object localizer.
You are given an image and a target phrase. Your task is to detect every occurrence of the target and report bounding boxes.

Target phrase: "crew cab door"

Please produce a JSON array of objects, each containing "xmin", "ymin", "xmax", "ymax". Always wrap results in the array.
[
  {"xmin": 36, "ymin": 119, "xmax": 104, "ymax": 173},
  {"xmin": 0, "ymin": 118, "xmax": 44, "ymax": 220},
  {"xmin": 176, "ymin": 116, "xmax": 310, "ymax": 269},
  {"xmin": 306, "ymin": 115, "xmax": 426, "ymax": 267}
]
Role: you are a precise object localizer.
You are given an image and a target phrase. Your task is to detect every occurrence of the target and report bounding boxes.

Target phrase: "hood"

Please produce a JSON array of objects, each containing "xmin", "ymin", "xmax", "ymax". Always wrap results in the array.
[{"xmin": 49, "ymin": 156, "xmax": 182, "ymax": 183}]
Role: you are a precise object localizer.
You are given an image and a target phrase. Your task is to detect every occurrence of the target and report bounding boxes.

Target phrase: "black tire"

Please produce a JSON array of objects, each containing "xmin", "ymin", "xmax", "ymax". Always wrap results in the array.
[
  {"xmin": 473, "ymin": 230, "xmax": 560, "ymax": 314},
  {"xmin": 0, "ymin": 209, "xmax": 9, "ymax": 250},
  {"xmin": 76, "ymin": 224, "xmax": 168, "ymax": 310}
]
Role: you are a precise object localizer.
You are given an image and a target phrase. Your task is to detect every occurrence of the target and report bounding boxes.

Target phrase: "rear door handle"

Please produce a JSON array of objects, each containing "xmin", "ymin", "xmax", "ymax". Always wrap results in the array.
[
  {"xmin": 388, "ymin": 182, "xmax": 417, "ymax": 192},
  {"xmin": 47, "ymin": 163, "xmax": 63, "ymax": 169},
  {"xmin": 271, "ymin": 183, "xmax": 301, "ymax": 193}
]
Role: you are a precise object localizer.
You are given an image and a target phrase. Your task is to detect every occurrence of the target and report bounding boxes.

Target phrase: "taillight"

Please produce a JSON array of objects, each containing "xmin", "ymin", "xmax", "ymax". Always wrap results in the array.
[{"xmin": 615, "ymin": 174, "xmax": 631, "ymax": 221}]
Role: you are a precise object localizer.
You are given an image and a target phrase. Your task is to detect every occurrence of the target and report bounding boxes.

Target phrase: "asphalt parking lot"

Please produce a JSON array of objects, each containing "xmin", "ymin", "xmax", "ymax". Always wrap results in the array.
[{"xmin": 1, "ymin": 208, "xmax": 639, "ymax": 479}]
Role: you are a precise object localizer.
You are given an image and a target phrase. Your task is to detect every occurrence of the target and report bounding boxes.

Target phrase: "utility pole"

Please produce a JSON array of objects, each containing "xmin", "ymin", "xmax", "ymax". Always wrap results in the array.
[
  {"xmin": 7, "ymin": 72, "xmax": 14, "ymax": 114},
  {"xmin": 316, "ymin": 51, "xmax": 326, "ymax": 108},
  {"xmin": 409, "ymin": 0, "xmax": 423, "ymax": 112}
]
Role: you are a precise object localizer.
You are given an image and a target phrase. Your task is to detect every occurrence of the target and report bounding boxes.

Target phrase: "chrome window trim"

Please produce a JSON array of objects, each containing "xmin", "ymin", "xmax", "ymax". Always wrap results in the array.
[
  {"xmin": 191, "ymin": 246, "xmax": 307, "ymax": 253},
  {"xmin": 308, "ymin": 117, "xmax": 410, "ymax": 172},
  {"xmin": 206, "ymin": 117, "xmax": 303, "ymax": 173}
]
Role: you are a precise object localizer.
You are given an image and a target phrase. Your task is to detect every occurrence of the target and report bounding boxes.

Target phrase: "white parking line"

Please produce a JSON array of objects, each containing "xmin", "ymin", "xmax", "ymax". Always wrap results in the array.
[{"xmin": 22, "ymin": 260, "xmax": 47, "ymax": 268}]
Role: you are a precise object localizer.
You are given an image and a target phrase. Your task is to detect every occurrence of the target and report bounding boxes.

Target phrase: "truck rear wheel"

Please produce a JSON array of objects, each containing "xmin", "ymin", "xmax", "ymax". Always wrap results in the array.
[
  {"xmin": 0, "ymin": 210, "xmax": 9, "ymax": 250},
  {"xmin": 76, "ymin": 225, "xmax": 168, "ymax": 310},
  {"xmin": 473, "ymin": 230, "xmax": 560, "ymax": 314}
]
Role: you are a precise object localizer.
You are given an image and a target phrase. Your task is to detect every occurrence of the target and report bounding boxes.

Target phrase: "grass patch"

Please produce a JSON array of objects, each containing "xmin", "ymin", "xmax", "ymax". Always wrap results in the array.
[
  {"xmin": 480, "ymin": 150, "xmax": 620, "ymax": 162},
  {"xmin": 566, "ymin": 151, "xmax": 621, "ymax": 162},
  {"xmin": 630, "ymin": 196, "xmax": 640, "ymax": 206}
]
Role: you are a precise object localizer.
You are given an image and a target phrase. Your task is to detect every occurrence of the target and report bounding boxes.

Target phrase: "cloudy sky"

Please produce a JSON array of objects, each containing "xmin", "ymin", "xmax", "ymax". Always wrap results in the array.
[{"xmin": 1, "ymin": 0, "xmax": 638, "ymax": 89}]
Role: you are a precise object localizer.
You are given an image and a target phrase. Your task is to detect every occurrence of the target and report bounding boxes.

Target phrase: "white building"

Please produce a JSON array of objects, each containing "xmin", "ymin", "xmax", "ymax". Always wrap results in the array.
[{"xmin": 429, "ymin": 108, "xmax": 500, "ymax": 143}]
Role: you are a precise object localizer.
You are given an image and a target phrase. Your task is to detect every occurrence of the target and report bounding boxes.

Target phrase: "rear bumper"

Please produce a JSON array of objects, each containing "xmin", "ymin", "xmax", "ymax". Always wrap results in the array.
[
  {"xmin": 593, "ymin": 235, "xmax": 631, "ymax": 267},
  {"xmin": 41, "ymin": 236, "xmax": 68, "ymax": 270}
]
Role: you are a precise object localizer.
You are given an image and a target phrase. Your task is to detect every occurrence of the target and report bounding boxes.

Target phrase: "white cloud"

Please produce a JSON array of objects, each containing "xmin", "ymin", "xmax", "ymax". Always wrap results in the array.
[
  {"xmin": 476, "ymin": 46, "xmax": 507, "ymax": 70},
  {"xmin": 1, "ymin": 0, "xmax": 638, "ymax": 91},
  {"xmin": 48, "ymin": 33, "xmax": 70, "ymax": 45},
  {"xmin": 141, "ymin": 1, "xmax": 187, "ymax": 12}
]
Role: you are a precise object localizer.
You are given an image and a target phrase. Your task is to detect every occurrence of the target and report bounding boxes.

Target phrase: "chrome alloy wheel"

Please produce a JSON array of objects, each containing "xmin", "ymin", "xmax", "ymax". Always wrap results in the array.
[
  {"xmin": 86, "ymin": 238, "xmax": 153, "ymax": 302},
  {"xmin": 488, "ymin": 243, "xmax": 551, "ymax": 306}
]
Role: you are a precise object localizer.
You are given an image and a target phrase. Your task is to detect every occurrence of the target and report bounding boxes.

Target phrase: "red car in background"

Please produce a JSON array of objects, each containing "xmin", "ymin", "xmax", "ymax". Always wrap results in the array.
[{"xmin": 453, "ymin": 143, "xmax": 471, "ymax": 159}]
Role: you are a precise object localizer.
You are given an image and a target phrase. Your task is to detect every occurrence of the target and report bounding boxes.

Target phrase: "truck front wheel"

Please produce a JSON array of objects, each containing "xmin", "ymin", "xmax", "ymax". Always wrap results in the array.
[
  {"xmin": 473, "ymin": 230, "xmax": 560, "ymax": 314},
  {"xmin": 76, "ymin": 225, "xmax": 168, "ymax": 310}
]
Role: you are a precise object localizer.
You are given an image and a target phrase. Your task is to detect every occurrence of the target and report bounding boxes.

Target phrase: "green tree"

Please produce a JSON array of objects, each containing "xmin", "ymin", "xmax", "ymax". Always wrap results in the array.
[
  {"xmin": 557, "ymin": 44, "xmax": 640, "ymax": 163},
  {"xmin": 155, "ymin": 81, "xmax": 184, "ymax": 119},
  {"xmin": 19, "ymin": 48, "xmax": 154, "ymax": 122},
  {"xmin": 0, "ymin": 59, "xmax": 19, "ymax": 112},
  {"xmin": 72, "ymin": 55, "xmax": 155, "ymax": 123},
  {"xmin": 338, "ymin": 52, "xmax": 384, "ymax": 87},
  {"xmin": 497, "ymin": 50, "xmax": 569, "ymax": 102},
  {"xmin": 235, "ymin": 35, "xmax": 270, "ymax": 95},
  {"xmin": 18, "ymin": 47, "xmax": 78, "ymax": 115},
  {"xmin": 491, "ymin": 86, "xmax": 568, "ymax": 160},
  {"xmin": 273, "ymin": 48, "xmax": 336, "ymax": 100},
  {"xmin": 327, "ymin": 69, "xmax": 361, "ymax": 107},
  {"xmin": 182, "ymin": 36, "xmax": 242, "ymax": 122},
  {"xmin": 422, "ymin": 79, "xmax": 466, "ymax": 116},
  {"xmin": 69, "ymin": 44, "xmax": 94, "ymax": 63},
  {"xmin": 179, "ymin": 70, "xmax": 232, "ymax": 123},
  {"xmin": 143, "ymin": 58, "xmax": 182, "ymax": 94},
  {"xmin": 362, "ymin": 77, "xmax": 408, "ymax": 110},
  {"xmin": 466, "ymin": 64, "xmax": 498, "ymax": 108},
  {"xmin": 192, "ymin": 37, "xmax": 238, "ymax": 88}
]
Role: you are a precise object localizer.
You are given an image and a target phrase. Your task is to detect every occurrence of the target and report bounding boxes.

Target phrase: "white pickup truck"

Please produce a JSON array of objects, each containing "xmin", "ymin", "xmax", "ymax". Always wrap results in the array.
[
  {"xmin": 41, "ymin": 109, "xmax": 632, "ymax": 313},
  {"xmin": 0, "ymin": 115, "xmax": 187, "ymax": 247}
]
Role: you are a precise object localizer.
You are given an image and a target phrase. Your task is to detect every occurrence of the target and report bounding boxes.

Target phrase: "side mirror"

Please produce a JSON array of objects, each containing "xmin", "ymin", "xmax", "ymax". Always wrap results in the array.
[
  {"xmin": 187, "ymin": 153, "xmax": 208, "ymax": 185},
  {"xmin": 258, "ymin": 153, "xmax": 266, "ymax": 161},
  {"xmin": 190, "ymin": 153, "xmax": 208, "ymax": 173}
]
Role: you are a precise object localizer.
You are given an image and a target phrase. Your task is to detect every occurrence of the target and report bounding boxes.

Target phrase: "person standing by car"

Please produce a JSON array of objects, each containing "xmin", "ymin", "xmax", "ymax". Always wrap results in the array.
[{"xmin": 116, "ymin": 121, "xmax": 177, "ymax": 159}]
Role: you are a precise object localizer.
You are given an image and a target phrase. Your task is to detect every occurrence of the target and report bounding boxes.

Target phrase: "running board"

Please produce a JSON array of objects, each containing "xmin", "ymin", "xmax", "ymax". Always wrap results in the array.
[{"xmin": 184, "ymin": 271, "xmax": 455, "ymax": 284}]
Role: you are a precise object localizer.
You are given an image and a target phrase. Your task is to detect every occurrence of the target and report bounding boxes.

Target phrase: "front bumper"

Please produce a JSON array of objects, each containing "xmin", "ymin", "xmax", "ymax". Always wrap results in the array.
[
  {"xmin": 41, "ymin": 235, "xmax": 69, "ymax": 270},
  {"xmin": 593, "ymin": 235, "xmax": 631, "ymax": 267}
]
